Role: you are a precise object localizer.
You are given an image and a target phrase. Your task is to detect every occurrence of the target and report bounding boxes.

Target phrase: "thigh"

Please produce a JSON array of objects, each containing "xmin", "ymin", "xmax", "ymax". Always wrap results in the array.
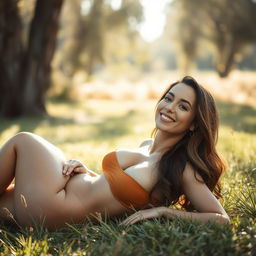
[
  {"xmin": 0, "ymin": 185, "xmax": 15, "ymax": 223},
  {"xmin": 14, "ymin": 132, "xmax": 68, "ymax": 193},
  {"xmin": 13, "ymin": 133, "xmax": 69, "ymax": 224}
]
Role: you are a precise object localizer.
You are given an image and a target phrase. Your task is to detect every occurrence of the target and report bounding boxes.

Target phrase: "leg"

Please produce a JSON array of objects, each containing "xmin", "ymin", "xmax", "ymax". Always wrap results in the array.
[
  {"xmin": 0, "ymin": 135, "xmax": 18, "ymax": 222},
  {"xmin": 0, "ymin": 135, "xmax": 17, "ymax": 195},
  {"xmin": 3, "ymin": 132, "xmax": 69, "ymax": 226},
  {"xmin": 0, "ymin": 185, "xmax": 16, "ymax": 223}
]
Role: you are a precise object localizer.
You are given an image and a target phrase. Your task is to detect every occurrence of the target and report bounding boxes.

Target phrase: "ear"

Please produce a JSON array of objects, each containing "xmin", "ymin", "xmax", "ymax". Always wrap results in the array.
[{"xmin": 189, "ymin": 123, "xmax": 195, "ymax": 132}]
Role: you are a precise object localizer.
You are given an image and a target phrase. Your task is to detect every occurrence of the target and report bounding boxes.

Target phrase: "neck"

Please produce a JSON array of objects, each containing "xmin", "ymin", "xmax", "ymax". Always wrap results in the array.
[{"xmin": 149, "ymin": 130, "xmax": 185, "ymax": 155}]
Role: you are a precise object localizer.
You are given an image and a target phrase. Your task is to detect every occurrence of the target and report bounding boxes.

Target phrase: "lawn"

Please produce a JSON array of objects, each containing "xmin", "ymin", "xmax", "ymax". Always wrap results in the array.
[{"xmin": 0, "ymin": 75, "xmax": 255, "ymax": 255}]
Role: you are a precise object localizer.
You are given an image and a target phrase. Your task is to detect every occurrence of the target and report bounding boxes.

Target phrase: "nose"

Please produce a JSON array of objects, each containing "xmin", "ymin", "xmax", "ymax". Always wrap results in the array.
[{"xmin": 166, "ymin": 102, "xmax": 176, "ymax": 113}]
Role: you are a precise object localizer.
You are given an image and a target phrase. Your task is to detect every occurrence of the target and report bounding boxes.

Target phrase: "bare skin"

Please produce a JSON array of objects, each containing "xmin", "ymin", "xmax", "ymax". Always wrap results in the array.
[
  {"xmin": 0, "ymin": 83, "xmax": 230, "ymax": 230},
  {"xmin": 122, "ymin": 83, "xmax": 230, "ymax": 225},
  {"xmin": 0, "ymin": 132, "xmax": 159, "ymax": 230}
]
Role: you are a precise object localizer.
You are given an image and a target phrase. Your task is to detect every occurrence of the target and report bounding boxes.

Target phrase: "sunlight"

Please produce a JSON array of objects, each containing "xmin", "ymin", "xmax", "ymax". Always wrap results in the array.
[
  {"xmin": 110, "ymin": 0, "xmax": 122, "ymax": 10},
  {"xmin": 81, "ymin": 0, "xmax": 92, "ymax": 16},
  {"xmin": 139, "ymin": 0, "xmax": 171, "ymax": 42}
]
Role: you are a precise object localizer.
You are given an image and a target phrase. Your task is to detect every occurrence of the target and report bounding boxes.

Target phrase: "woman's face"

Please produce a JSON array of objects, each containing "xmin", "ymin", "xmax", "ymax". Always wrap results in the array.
[{"xmin": 155, "ymin": 83, "xmax": 197, "ymax": 136}]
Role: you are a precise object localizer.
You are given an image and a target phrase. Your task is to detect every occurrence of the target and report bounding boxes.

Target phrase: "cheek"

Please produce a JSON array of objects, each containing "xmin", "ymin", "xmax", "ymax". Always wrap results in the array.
[
  {"xmin": 180, "ymin": 112, "xmax": 195, "ymax": 124},
  {"xmin": 155, "ymin": 102, "xmax": 163, "ymax": 116}
]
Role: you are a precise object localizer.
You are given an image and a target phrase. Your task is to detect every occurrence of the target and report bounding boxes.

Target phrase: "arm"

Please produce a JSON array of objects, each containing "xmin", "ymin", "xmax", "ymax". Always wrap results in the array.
[
  {"xmin": 174, "ymin": 163, "xmax": 230, "ymax": 224},
  {"xmin": 121, "ymin": 163, "xmax": 230, "ymax": 225},
  {"xmin": 162, "ymin": 207, "xmax": 230, "ymax": 225}
]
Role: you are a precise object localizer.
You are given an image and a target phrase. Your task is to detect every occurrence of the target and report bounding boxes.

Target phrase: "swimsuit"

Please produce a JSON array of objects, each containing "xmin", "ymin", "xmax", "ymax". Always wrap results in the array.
[{"xmin": 102, "ymin": 151, "xmax": 150, "ymax": 209}]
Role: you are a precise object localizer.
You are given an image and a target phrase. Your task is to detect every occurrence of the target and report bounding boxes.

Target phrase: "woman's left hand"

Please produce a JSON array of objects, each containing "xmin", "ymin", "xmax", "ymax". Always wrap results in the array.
[
  {"xmin": 121, "ymin": 207, "xmax": 165, "ymax": 225},
  {"xmin": 62, "ymin": 159, "xmax": 88, "ymax": 176}
]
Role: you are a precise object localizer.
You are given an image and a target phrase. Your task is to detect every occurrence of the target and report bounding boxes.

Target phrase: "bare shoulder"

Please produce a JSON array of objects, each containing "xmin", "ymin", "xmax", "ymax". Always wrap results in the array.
[
  {"xmin": 139, "ymin": 138, "xmax": 154, "ymax": 147},
  {"xmin": 182, "ymin": 162, "xmax": 204, "ymax": 184}
]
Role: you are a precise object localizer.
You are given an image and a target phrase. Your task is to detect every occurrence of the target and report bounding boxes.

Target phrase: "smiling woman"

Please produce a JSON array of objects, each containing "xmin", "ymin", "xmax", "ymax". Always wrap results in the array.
[
  {"xmin": 0, "ymin": 76, "xmax": 229, "ymax": 230},
  {"xmin": 155, "ymin": 83, "xmax": 196, "ymax": 137},
  {"xmin": 149, "ymin": 77, "xmax": 226, "ymax": 213}
]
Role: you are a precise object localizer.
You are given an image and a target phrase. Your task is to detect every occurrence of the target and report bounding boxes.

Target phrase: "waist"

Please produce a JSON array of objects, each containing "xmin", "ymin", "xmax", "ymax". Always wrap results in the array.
[{"xmin": 87, "ymin": 174, "xmax": 130, "ymax": 215}]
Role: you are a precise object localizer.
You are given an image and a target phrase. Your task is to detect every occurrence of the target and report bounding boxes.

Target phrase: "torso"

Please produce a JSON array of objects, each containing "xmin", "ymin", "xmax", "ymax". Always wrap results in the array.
[
  {"xmin": 14, "ymin": 139, "xmax": 161, "ymax": 229},
  {"xmin": 59, "ymin": 139, "xmax": 161, "ymax": 224},
  {"xmin": 115, "ymin": 145, "xmax": 160, "ymax": 193}
]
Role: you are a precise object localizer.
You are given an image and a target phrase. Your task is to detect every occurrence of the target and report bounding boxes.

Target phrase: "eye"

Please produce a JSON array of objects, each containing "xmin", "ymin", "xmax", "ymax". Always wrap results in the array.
[
  {"xmin": 179, "ymin": 104, "xmax": 188, "ymax": 111},
  {"xmin": 164, "ymin": 95, "xmax": 173, "ymax": 102}
]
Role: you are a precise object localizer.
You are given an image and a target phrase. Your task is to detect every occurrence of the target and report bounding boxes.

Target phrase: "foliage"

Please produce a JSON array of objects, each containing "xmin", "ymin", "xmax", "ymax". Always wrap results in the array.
[
  {"xmin": 0, "ymin": 0, "xmax": 144, "ymax": 117},
  {"xmin": 172, "ymin": 0, "xmax": 256, "ymax": 77},
  {"xmin": 54, "ymin": 0, "xmax": 143, "ymax": 79},
  {"xmin": 0, "ymin": 83, "xmax": 255, "ymax": 255}
]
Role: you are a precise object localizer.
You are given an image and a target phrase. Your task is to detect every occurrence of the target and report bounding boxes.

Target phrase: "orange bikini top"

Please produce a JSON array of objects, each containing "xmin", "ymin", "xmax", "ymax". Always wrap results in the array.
[{"xmin": 102, "ymin": 151, "xmax": 150, "ymax": 209}]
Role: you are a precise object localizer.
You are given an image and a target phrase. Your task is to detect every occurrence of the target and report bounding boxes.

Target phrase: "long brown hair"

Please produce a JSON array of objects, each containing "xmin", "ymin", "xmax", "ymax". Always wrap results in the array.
[{"xmin": 150, "ymin": 76, "xmax": 226, "ymax": 210}]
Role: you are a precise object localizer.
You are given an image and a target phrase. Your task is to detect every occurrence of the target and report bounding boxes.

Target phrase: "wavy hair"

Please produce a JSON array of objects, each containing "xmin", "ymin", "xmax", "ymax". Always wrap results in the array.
[{"xmin": 150, "ymin": 76, "xmax": 226, "ymax": 210}]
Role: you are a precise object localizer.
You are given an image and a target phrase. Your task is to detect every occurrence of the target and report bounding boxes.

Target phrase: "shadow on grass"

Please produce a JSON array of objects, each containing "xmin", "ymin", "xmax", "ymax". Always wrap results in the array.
[
  {"xmin": 0, "ymin": 116, "xmax": 75, "ymax": 135},
  {"xmin": 87, "ymin": 110, "xmax": 135, "ymax": 141},
  {"xmin": 42, "ymin": 110, "xmax": 136, "ymax": 144},
  {"xmin": 217, "ymin": 101, "xmax": 256, "ymax": 134},
  {"xmin": 0, "ymin": 108, "xmax": 136, "ymax": 144},
  {"xmin": 0, "ymin": 99, "xmax": 88, "ymax": 135},
  {"xmin": 2, "ymin": 100, "xmax": 255, "ymax": 140}
]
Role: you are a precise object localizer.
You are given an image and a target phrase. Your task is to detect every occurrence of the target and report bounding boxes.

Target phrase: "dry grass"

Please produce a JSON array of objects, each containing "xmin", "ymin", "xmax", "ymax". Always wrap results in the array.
[{"xmin": 68, "ymin": 70, "xmax": 256, "ymax": 107}]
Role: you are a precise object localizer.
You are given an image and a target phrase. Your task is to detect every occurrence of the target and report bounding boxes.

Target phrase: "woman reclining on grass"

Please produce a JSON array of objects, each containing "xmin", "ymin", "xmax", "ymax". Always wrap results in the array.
[{"xmin": 0, "ymin": 76, "xmax": 230, "ymax": 230}]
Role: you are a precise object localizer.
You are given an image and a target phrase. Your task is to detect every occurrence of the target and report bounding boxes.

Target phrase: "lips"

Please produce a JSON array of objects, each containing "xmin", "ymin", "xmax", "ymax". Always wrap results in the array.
[{"xmin": 160, "ymin": 112, "xmax": 176, "ymax": 122}]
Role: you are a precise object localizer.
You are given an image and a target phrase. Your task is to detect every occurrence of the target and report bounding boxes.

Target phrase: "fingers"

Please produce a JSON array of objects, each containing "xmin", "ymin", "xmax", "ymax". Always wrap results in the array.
[
  {"xmin": 73, "ymin": 167, "xmax": 86, "ymax": 173},
  {"xmin": 120, "ymin": 211, "xmax": 143, "ymax": 226},
  {"xmin": 120, "ymin": 208, "xmax": 163, "ymax": 226},
  {"xmin": 62, "ymin": 160, "xmax": 83, "ymax": 176}
]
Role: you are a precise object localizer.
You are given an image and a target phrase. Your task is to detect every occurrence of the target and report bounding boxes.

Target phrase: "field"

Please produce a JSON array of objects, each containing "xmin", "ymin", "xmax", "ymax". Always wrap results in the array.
[{"xmin": 0, "ymin": 71, "xmax": 255, "ymax": 255}]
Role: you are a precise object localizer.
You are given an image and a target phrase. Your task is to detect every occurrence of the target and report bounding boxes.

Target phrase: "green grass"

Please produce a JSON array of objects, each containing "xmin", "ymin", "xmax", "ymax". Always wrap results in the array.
[{"xmin": 0, "ymin": 98, "xmax": 255, "ymax": 255}]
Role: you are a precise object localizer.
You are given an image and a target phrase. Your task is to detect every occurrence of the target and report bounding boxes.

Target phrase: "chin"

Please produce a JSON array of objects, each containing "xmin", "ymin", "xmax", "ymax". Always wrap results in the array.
[{"xmin": 157, "ymin": 126, "xmax": 188, "ymax": 137}]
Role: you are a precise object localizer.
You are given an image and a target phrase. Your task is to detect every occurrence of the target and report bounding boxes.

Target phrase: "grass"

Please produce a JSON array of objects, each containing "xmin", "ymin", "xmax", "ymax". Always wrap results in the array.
[{"xmin": 0, "ymin": 75, "xmax": 256, "ymax": 255}]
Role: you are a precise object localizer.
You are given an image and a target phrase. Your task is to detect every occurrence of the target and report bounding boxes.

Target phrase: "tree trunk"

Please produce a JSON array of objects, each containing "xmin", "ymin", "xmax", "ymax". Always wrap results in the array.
[
  {"xmin": 216, "ymin": 39, "xmax": 238, "ymax": 78},
  {"xmin": 0, "ymin": 0, "xmax": 23, "ymax": 117},
  {"xmin": 216, "ymin": 51, "xmax": 235, "ymax": 78},
  {"xmin": 21, "ymin": 0, "xmax": 64, "ymax": 115},
  {"xmin": 85, "ymin": 0, "xmax": 104, "ymax": 77}
]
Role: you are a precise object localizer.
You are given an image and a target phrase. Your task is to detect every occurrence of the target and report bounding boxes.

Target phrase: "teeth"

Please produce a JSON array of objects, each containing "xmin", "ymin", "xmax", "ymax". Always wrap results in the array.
[{"xmin": 161, "ymin": 113, "xmax": 174, "ymax": 122}]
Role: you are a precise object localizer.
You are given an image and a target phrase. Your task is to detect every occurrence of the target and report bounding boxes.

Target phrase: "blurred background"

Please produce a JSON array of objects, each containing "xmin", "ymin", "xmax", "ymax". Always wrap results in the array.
[
  {"xmin": 0, "ymin": 0, "xmax": 256, "ymax": 118},
  {"xmin": 1, "ymin": 1, "xmax": 256, "ymax": 250}
]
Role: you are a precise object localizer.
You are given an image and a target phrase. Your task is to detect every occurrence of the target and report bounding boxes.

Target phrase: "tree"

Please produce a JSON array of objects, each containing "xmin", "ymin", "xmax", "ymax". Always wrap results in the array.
[
  {"xmin": 172, "ymin": 0, "xmax": 256, "ymax": 77},
  {"xmin": 0, "ymin": 0, "xmax": 23, "ymax": 117},
  {"xmin": 55, "ymin": 0, "xmax": 143, "ymax": 79},
  {"xmin": 21, "ymin": 0, "xmax": 64, "ymax": 115},
  {"xmin": 172, "ymin": 0, "xmax": 201, "ymax": 73},
  {"xmin": 0, "ymin": 0, "xmax": 64, "ymax": 117}
]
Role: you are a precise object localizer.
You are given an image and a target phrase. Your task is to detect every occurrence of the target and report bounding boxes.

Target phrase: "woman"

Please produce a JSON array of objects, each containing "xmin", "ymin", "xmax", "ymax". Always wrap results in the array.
[{"xmin": 0, "ymin": 76, "xmax": 230, "ymax": 230}]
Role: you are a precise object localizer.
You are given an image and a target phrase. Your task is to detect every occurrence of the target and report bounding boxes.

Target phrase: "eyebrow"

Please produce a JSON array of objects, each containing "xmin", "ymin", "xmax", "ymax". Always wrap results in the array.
[{"xmin": 167, "ymin": 92, "xmax": 192, "ymax": 108}]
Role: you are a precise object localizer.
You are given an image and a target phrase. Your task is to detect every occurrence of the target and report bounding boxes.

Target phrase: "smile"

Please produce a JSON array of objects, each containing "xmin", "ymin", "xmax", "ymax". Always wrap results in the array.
[{"xmin": 160, "ymin": 113, "xmax": 176, "ymax": 122}]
